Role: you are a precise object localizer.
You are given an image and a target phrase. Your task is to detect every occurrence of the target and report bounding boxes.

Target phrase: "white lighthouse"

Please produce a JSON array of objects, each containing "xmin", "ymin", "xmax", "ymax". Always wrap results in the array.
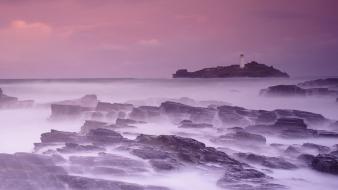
[{"xmin": 240, "ymin": 54, "xmax": 245, "ymax": 68}]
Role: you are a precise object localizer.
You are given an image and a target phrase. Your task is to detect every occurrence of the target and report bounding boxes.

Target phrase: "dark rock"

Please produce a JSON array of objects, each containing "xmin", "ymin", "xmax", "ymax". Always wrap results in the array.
[
  {"xmin": 311, "ymin": 154, "xmax": 338, "ymax": 174},
  {"xmin": 274, "ymin": 118, "xmax": 307, "ymax": 130},
  {"xmin": 260, "ymin": 85, "xmax": 306, "ymax": 96},
  {"xmin": 173, "ymin": 61, "xmax": 289, "ymax": 78}
]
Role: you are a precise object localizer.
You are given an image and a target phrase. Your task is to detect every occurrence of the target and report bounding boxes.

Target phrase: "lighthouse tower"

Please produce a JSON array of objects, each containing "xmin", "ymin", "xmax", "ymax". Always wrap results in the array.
[{"xmin": 240, "ymin": 54, "xmax": 245, "ymax": 68}]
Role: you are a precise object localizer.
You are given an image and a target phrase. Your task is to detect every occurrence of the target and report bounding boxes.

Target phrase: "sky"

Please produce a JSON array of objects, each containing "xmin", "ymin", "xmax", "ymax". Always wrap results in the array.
[{"xmin": 0, "ymin": 0, "xmax": 337, "ymax": 78}]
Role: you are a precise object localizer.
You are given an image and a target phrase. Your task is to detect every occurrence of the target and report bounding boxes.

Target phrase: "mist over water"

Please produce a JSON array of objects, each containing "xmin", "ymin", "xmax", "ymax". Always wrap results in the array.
[{"xmin": 0, "ymin": 77, "xmax": 338, "ymax": 190}]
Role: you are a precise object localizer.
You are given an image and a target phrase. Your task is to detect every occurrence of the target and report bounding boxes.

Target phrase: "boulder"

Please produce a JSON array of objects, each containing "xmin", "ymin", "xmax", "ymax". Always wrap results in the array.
[
  {"xmin": 129, "ymin": 106, "xmax": 161, "ymax": 121},
  {"xmin": 86, "ymin": 128, "xmax": 124, "ymax": 145}
]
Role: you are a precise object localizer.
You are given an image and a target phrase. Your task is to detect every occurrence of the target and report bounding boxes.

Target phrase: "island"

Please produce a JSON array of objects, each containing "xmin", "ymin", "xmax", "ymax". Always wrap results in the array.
[{"xmin": 173, "ymin": 61, "xmax": 289, "ymax": 78}]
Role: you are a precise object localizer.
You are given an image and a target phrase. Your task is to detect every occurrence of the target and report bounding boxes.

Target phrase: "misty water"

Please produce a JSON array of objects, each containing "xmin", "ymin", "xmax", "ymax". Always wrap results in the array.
[{"xmin": 0, "ymin": 77, "xmax": 338, "ymax": 190}]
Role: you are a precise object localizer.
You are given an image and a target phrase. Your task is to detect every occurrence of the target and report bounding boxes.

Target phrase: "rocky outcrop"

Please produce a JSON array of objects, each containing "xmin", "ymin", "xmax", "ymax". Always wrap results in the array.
[
  {"xmin": 299, "ymin": 78, "xmax": 338, "ymax": 88},
  {"xmin": 0, "ymin": 88, "xmax": 34, "ymax": 108},
  {"xmin": 173, "ymin": 61, "xmax": 289, "ymax": 78},
  {"xmin": 260, "ymin": 85, "xmax": 338, "ymax": 97}
]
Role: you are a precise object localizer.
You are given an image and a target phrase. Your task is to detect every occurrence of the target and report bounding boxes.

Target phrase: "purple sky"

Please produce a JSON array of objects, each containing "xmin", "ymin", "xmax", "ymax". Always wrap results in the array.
[{"xmin": 0, "ymin": 0, "xmax": 337, "ymax": 78}]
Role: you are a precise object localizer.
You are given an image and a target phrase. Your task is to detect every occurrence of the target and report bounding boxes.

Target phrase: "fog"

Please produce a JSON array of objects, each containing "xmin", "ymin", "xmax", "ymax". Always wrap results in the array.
[{"xmin": 0, "ymin": 77, "xmax": 337, "ymax": 190}]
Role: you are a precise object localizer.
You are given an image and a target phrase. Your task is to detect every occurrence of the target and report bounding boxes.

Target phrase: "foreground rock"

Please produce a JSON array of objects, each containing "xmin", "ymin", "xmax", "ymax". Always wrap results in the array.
[{"xmin": 173, "ymin": 61, "xmax": 289, "ymax": 78}]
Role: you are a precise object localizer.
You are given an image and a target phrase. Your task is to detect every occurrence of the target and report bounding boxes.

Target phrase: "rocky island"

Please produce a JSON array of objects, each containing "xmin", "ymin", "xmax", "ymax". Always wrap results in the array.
[{"xmin": 173, "ymin": 61, "xmax": 289, "ymax": 78}]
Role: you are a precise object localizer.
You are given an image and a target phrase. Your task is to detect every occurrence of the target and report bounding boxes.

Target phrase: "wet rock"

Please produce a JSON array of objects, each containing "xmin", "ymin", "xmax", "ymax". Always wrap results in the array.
[
  {"xmin": 311, "ymin": 154, "xmax": 338, "ymax": 175},
  {"xmin": 236, "ymin": 153, "xmax": 297, "ymax": 169}
]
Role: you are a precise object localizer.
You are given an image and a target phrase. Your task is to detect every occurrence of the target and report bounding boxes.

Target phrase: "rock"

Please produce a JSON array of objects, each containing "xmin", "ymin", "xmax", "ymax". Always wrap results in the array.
[
  {"xmin": 178, "ymin": 120, "xmax": 213, "ymax": 128},
  {"xmin": 160, "ymin": 101, "xmax": 216, "ymax": 123},
  {"xmin": 58, "ymin": 175, "xmax": 169, "ymax": 190},
  {"xmin": 136, "ymin": 134, "xmax": 240, "ymax": 165},
  {"xmin": 53, "ymin": 94, "xmax": 98, "ymax": 108},
  {"xmin": 299, "ymin": 78, "xmax": 338, "ymax": 88},
  {"xmin": 311, "ymin": 154, "xmax": 338, "ymax": 175},
  {"xmin": 116, "ymin": 118, "xmax": 144, "ymax": 126},
  {"xmin": 40, "ymin": 130, "xmax": 84, "ymax": 144},
  {"xmin": 236, "ymin": 153, "xmax": 297, "ymax": 169},
  {"xmin": 260, "ymin": 85, "xmax": 306, "ymax": 96},
  {"xmin": 80, "ymin": 120, "xmax": 108, "ymax": 134},
  {"xmin": 274, "ymin": 118, "xmax": 307, "ymax": 129},
  {"xmin": 96, "ymin": 101, "xmax": 133, "ymax": 112},
  {"xmin": 173, "ymin": 61, "xmax": 289, "ymax": 78},
  {"xmin": 0, "ymin": 153, "xmax": 67, "ymax": 190},
  {"xmin": 214, "ymin": 131, "xmax": 266, "ymax": 146},
  {"xmin": 297, "ymin": 154, "xmax": 315, "ymax": 165},
  {"xmin": 302, "ymin": 143, "xmax": 330, "ymax": 153},
  {"xmin": 86, "ymin": 128, "xmax": 124, "ymax": 145},
  {"xmin": 217, "ymin": 105, "xmax": 252, "ymax": 126},
  {"xmin": 50, "ymin": 104, "xmax": 91, "ymax": 120},
  {"xmin": 0, "ymin": 88, "xmax": 34, "ymax": 108},
  {"xmin": 57, "ymin": 143, "xmax": 105, "ymax": 153},
  {"xmin": 129, "ymin": 106, "xmax": 161, "ymax": 121}
]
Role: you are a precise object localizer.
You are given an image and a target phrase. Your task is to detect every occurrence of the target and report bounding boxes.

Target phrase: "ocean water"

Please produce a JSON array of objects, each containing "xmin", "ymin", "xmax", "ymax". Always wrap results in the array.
[{"xmin": 0, "ymin": 77, "xmax": 337, "ymax": 190}]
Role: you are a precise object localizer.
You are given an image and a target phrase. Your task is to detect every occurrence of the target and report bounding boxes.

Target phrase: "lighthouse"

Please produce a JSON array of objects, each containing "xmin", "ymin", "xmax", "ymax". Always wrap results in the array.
[{"xmin": 240, "ymin": 54, "xmax": 245, "ymax": 68}]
